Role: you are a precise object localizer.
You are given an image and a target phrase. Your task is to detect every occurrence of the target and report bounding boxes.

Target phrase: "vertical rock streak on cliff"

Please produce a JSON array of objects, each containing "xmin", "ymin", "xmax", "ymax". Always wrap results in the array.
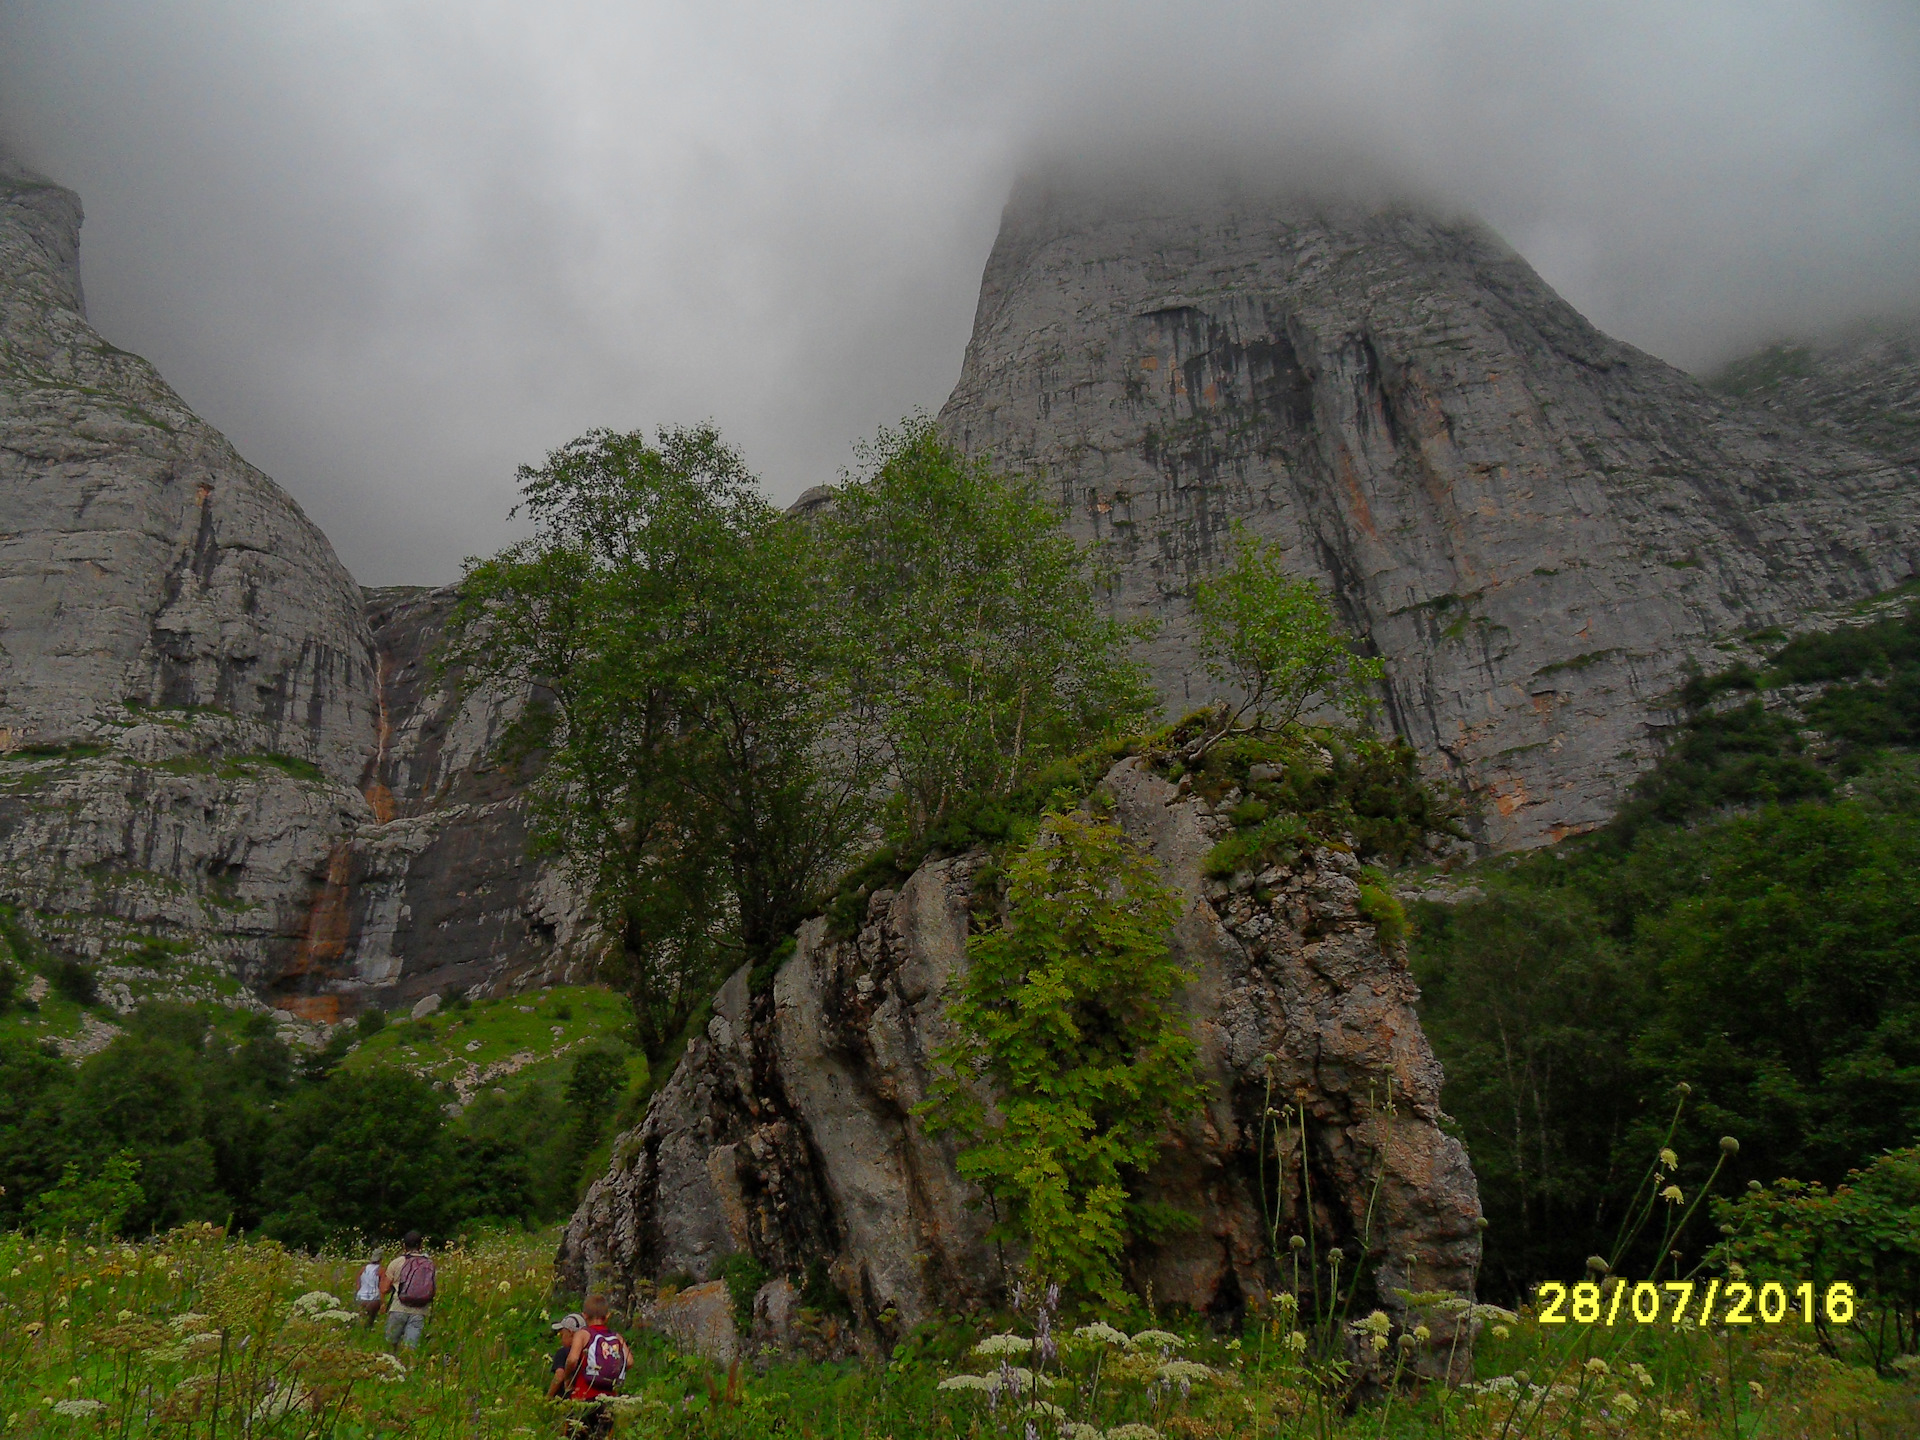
[
  {"xmin": 935, "ymin": 185, "xmax": 1920, "ymax": 849},
  {"xmin": 563, "ymin": 760, "xmax": 1481, "ymax": 1375}
]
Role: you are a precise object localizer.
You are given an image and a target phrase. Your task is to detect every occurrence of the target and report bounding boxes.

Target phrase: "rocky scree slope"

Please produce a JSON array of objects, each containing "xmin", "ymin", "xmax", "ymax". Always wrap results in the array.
[
  {"xmin": 560, "ymin": 756, "xmax": 1481, "ymax": 1373},
  {"xmin": 1708, "ymin": 324, "xmax": 1920, "ymax": 473},
  {"xmin": 937, "ymin": 179, "xmax": 1920, "ymax": 851},
  {"xmin": 0, "ymin": 156, "xmax": 586, "ymax": 1030}
]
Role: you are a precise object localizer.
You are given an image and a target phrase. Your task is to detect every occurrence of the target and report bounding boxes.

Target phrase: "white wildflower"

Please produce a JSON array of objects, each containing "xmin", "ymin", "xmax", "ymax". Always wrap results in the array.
[
  {"xmin": 1584, "ymin": 1357, "xmax": 1610, "ymax": 1376},
  {"xmin": 1612, "ymin": 1391, "xmax": 1641, "ymax": 1417},
  {"xmin": 1158, "ymin": 1360, "xmax": 1215, "ymax": 1386},
  {"xmin": 1130, "ymin": 1328, "xmax": 1183, "ymax": 1351},
  {"xmin": 167, "ymin": 1313, "xmax": 211, "ymax": 1333},
  {"xmin": 1491, "ymin": 1325, "xmax": 1511, "ymax": 1341},
  {"xmin": 53, "ymin": 1400, "xmax": 105, "ymax": 1418},
  {"xmin": 1063, "ymin": 1426, "xmax": 1104, "ymax": 1440},
  {"xmin": 1473, "ymin": 1375, "xmax": 1519, "ymax": 1396},
  {"xmin": 1285, "ymin": 1330, "xmax": 1308, "ymax": 1353},
  {"xmin": 973, "ymin": 1333, "xmax": 1035, "ymax": 1357},
  {"xmin": 1107, "ymin": 1427, "xmax": 1162, "ymax": 1440},
  {"xmin": 937, "ymin": 1375, "xmax": 995, "ymax": 1393},
  {"xmin": 1073, "ymin": 1322, "xmax": 1134, "ymax": 1348},
  {"xmin": 317, "ymin": 1309, "xmax": 359, "ymax": 1324},
  {"xmin": 1469, "ymin": 1303, "xmax": 1518, "ymax": 1323},
  {"xmin": 1659, "ymin": 1148, "xmax": 1679, "ymax": 1170},
  {"xmin": 291, "ymin": 1291, "xmax": 340, "ymax": 1318},
  {"xmin": 1356, "ymin": 1310, "xmax": 1393, "ymax": 1337},
  {"xmin": 1629, "ymin": 1362, "xmax": 1654, "ymax": 1388},
  {"xmin": 1028, "ymin": 1402, "xmax": 1065, "ymax": 1420},
  {"xmin": 374, "ymin": 1353, "xmax": 408, "ymax": 1382},
  {"xmin": 1660, "ymin": 1185, "xmax": 1683, "ymax": 1204}
]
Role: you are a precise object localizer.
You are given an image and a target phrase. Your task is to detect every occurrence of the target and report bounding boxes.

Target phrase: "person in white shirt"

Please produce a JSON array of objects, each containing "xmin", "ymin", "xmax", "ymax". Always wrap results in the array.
[{"xmin": 356, "ymin": 1252, "xmax": 384, "ymax": 1328}]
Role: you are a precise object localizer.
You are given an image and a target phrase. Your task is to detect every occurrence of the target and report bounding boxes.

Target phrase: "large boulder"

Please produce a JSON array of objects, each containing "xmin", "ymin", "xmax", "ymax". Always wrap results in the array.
[{"xmin": 560, "ymin": 756, "xmax": 1481, "ymax": 1373}]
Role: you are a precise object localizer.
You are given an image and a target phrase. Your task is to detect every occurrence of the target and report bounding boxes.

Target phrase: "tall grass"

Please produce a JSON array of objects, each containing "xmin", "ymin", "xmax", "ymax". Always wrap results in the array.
[{"xmin": 2, "ymin": 1226, "xmax": 1915, "ymax": 1439}]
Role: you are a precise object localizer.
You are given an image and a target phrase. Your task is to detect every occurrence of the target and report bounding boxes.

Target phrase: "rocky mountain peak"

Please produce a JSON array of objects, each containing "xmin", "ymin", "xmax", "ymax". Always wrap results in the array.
[
  {"xmin": 939, "ymin": 175, "xmax": 1920, "ymax": 849},
  {"xmin": 0, "ymin": 151, "xmax": 85, "ymax": 321}
]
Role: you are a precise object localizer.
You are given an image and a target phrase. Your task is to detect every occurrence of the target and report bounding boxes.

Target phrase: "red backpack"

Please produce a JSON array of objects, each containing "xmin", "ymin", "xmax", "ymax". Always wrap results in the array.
[{"xmin": 395, "ymin": 1253, "xmax": 437, "ymax": 1306}]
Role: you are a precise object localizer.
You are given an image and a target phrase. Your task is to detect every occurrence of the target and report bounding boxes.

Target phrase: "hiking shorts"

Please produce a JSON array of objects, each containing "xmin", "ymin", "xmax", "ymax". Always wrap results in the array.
[{"xmin": 384, "ymin": 1309, "xmax": 426, "ymax": 1348}]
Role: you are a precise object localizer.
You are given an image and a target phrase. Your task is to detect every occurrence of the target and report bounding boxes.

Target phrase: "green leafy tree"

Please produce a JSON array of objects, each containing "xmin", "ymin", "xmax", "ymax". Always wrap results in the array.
[
  {"xmin": 70, "ymin": 1037, "xmax": 218, "ymax": 1232},
  {"xmin": 1189, "ymin": 525, "xmax": 1384, "ymax": 754},
  {"xmin": 1625, "ymin": 802, "xmax": 1920, "ymax": 1186},
  {"xmin": 448, "ymin": 425, "xmax": 874, "ymax": 1055},
  {"xmin": 24, "ymin": 1153, "xmax": 144, "ymax": 1239},
  {"xmin": 1411, "ymin": 885, "xmax": 1645, "ymax": 1297},
  {"xmin": 826, "ymin": 419, "xmax": 1154, "ymax": 847},
  {"xmin": 1713, "ymin": 1145, "xmax": 1920, "ymax": 1367},
  {"xmin": 256, "ymin": 1068, "xmax": 454, "ymax": 1248},
  {"xmin": 921, "ymin": 806, "xmax": 1199, "ymax": 1302},
  {"xmin": 0, "ymin": 1034, "xmax": 77, "ymax": 1228},
  {"xmin": 559, "ymin": 1045, "xmax": 629, "ymax": 1192}
]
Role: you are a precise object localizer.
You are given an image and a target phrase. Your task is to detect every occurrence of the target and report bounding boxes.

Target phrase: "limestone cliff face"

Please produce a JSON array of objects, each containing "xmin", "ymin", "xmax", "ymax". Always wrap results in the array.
[
  {"xmin": 561, "ymin": 759, "xmax": 1481, "ymax": 1370},
  {"xmin": 0, "ymin": 154, "xmax": 373, "ymax": 782},
  {"xmin": 0, "ymin": 158, "xmax": 586, "ymax": 1024},
  {"xmin": 937, "ymin": 179, "xmax": 1920, "ymax": 850}
]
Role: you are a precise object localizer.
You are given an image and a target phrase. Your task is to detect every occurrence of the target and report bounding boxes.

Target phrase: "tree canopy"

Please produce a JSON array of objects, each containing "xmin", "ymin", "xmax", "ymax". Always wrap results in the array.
[{"xmin": 450, "ymin": 418, "xmax": 1155, "ymax": 1053}]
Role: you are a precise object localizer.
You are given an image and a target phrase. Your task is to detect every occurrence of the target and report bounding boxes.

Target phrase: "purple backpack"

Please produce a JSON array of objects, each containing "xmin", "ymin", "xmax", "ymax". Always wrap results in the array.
[
  {"xmin": 395, "ymin": 1253, "xmax": 437, "ymax": 1306},
  {"xmin": 580, "ymin": 1326, "xmax": 628, "ymax": 1393}
]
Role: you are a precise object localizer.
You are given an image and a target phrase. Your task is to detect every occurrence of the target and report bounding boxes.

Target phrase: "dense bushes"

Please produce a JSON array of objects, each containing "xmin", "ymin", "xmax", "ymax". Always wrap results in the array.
[{"xmin": 0, "ymin": 1003, "xmax": 550, "ymax": 1243}]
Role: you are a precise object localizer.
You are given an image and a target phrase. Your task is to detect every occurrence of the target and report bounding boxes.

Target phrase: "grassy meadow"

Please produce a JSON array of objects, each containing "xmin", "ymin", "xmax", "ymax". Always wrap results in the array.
[{"xmin": 2, "ymin": 1225, "xmax": 1917, "ymax": 1440}]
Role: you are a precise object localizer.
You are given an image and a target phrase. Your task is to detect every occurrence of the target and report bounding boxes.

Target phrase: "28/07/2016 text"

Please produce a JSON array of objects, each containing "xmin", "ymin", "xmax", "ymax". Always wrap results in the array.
[{"xmin": 1535, "ymin": 1280, "xmax": 1855, "ymax": 1327}]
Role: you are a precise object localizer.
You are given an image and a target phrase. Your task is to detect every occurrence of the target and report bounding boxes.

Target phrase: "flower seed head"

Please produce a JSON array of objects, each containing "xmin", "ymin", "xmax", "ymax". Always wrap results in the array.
[
  {"xmin": 1719, "ymin": 1136, "xmax": 1740, "ymax": 1156},
  {"xmin": 1585, "ymin": 1255, "xmax": 1610, "ymax": 1275},
  {"xmin": 1288, "ymin": 1235, "xmax": 1306, "ymax": 1252}
]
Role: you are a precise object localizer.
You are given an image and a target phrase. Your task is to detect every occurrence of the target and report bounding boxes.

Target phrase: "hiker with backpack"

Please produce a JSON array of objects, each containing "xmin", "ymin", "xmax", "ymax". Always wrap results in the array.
[
  {"xmin": 549, "ymin": 1293, "xmax": 630, "ymax": 1437},
  {"xmin": 380, "ymin": 1231, "xmax": 436, "ymax": 1350}
]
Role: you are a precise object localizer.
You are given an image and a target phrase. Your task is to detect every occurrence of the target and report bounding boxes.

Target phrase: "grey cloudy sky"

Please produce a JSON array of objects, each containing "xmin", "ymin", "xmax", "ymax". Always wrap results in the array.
[{"xmin": 3, "ymin": 1, "xmax": 1916, "ymax": 586}]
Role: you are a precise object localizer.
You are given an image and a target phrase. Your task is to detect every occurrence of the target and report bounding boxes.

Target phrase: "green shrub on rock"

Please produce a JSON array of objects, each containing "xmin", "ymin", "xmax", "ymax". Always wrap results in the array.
[{"xmin": 920, "ymin": 805, "xmax": 1199, "ymax": 1304}]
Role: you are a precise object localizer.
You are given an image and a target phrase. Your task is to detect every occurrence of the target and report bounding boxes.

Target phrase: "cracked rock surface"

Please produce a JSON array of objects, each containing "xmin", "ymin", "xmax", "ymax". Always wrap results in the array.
[{"xmin": 561, "ymin": 758, "xmax": 1480, "ymax": 1374}]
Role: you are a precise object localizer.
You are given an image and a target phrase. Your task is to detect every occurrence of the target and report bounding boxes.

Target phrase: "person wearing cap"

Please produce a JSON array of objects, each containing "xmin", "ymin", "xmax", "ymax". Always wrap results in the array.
[{"xmin": 545, "ymin": 1312, "xmax": 586, "ymax": 1398}]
